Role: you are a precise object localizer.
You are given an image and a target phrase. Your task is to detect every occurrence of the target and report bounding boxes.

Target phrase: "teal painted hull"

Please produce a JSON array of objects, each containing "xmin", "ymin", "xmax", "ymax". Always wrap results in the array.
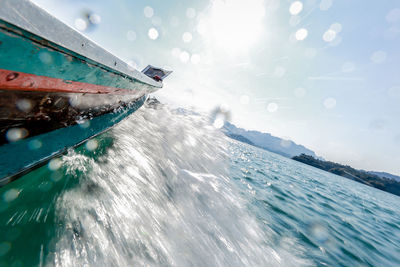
[
  {"xmin": 0, "ymin": 20, "xmax": 157, "ymax": 93},
  {"xmin": 0, "ymin": 2, "xmax": 163, "ymax": 185},
  {"xmin": 0, "ymin": 95, "xmax": 147, "ymax": 186}
]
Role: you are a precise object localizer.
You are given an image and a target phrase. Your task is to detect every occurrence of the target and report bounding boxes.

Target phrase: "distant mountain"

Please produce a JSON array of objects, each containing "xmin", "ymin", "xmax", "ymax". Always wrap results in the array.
[
  {"xmin": 293, "ymin": 154, "xmax": 400, "ymax": 197},
  {"xmin": 222, "ymin": 121, "xmax": 319, "ymax": 158},
  {"xmin": 224, "ymin": 133, "xmax": 255, "ymax": 146},
  {"xmin": 369, "ymin": 171, "xmax": 400, "ymax": 182}
]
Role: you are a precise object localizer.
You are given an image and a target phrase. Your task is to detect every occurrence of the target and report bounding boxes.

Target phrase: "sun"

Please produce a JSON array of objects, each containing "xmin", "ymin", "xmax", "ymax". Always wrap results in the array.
[{"xmin": 198, "ymin": 0, "xmax": 266, "ymax": 54}]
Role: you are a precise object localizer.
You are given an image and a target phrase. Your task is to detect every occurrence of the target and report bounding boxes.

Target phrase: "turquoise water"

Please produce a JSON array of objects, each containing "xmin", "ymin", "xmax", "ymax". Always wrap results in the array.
[{"xmin": 0, "ymin": 106, "xmax": 399, "ymax": 266}]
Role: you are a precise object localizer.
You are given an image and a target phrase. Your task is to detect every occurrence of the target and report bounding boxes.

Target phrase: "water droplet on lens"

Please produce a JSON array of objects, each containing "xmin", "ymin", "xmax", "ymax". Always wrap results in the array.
[
  {"xmin": 323, "ymin": 29, "xmax": 336, "ymax": 42},
  {"xmin": 89, "ymin": 14, "xmax": 101, "ymax": 24},
  {"xmin": 39, "ymin": 51, "xmax": 52, "ymax": 64},
  {"xmin": 16, "ymin": 99, "xmax": 33, "ymax": 112},
  {"xmin": 309, "ymin": 223, "xmax": 329, "ymax": 244},
  {"xmin": 295, "ymin": 28, "xmax": 308, "ymax": 41},
  {"xmin": 144, "ymin": 6, "xmax": 154, "ymax": 18},
  {"xmin": 28, "ymin": 139, "xmax": 42, "ymax": 150},
  {"xmin": 213, "ymin": 116, "xmax": 225, "ymax": 129},
  {"xmin": 74, "ymin": 18, "xmax": 87, "ymax": 31},
  {"xmin": 148, "ymin": 28, "xmax": 159, "ymax": 40},
  {"xmin": 289, "ymin": 1, "xmax": 303, "ymax": 15},
  {"xmin": 267, "ymin": 102, "xmax": 278, "ymax": 112},
  {"xmin": 6, "ymin": 128, "xmax": 28, "ymax": 142},
  {"xmin": 48, "ymin": 158, "xmax": 62, "ymax": 171},
  {"xmin": 3, "ymin": 189, "xmax": 20, "ymax": 202},
  {"xmin": 182, "ymin": 32, "xmax": 193, "ymax": 43},
  {"xmin": 179, "ymin": 51, "xmax": 190, "ymax": 63},
  {"xmin": 86, "ymin": 139, "xmax": 98, "ymax": 151},
  {"xmin": 330, "ymin": 22, "xmax": 342, "ymax": 33}
]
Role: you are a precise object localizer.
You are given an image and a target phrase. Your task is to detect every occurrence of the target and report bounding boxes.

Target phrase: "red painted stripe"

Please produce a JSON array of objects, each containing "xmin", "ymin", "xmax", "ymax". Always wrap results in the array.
[{"xmin": 0, "ymin": 69, "xmax": 140, "ymax": 95}]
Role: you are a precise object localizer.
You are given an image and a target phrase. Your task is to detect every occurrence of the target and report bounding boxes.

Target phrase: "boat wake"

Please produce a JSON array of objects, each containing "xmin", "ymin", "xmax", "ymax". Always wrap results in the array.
[{"xmin": 48, "ymin": 104, "xmax": 307, "ymax": 266}]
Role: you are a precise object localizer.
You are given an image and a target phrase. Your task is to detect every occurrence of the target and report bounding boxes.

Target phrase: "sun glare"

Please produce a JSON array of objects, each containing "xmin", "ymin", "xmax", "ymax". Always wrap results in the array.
[{"xmin": 198, "ymin": 0, "xmax": 265, "ymax": 53}]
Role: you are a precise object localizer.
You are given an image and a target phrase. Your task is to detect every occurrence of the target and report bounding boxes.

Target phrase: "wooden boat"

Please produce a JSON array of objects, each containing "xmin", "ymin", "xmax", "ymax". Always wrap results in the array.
[{"xmin": 0, "ymin": 0, "xmax": 170, "ymax": 186}]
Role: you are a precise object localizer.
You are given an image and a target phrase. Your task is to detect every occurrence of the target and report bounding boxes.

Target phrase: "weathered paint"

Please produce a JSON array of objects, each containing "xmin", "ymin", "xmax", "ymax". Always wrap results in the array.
[
  {"xmin": 0, "ymin": 21, "xmax": 158, "ymax": 92},
  {"xmin": 0, "ymin": 69, "xmax": 143, "ymax": 95},
  {"xmin": 0, "ymin": 95, "xmax": 147, "ymax": 186}
]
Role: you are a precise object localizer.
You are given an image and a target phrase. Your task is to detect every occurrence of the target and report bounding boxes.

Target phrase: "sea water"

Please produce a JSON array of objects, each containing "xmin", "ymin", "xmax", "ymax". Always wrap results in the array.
[{"xmin": 0, "ymin": 104, "xmax": 399, "ymax": 266}]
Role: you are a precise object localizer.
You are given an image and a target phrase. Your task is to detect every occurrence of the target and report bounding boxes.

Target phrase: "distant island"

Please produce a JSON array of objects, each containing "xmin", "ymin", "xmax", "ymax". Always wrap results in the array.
[{"xmin": 292, "ymin": 154, "xmax": 400, "ymax": 197}]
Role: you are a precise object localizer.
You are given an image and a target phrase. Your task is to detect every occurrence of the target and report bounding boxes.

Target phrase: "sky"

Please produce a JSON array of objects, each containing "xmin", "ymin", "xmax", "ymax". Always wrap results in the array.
[{"xmin": 31, "ymin": 0, "xmax": 400, "ymax": 175}]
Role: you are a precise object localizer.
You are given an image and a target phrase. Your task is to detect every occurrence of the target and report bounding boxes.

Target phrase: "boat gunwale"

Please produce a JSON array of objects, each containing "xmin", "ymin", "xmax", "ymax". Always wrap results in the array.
[{"xmin": 0, "ymin": 19, "xmax": 161, "ymax": 91}]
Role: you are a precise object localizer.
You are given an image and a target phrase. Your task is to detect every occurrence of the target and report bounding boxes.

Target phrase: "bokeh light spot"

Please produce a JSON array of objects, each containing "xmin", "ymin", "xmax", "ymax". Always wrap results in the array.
[
  {"xmin": 148, "ymin": 28, "xmax": 159, "ymax": 40},
  {"xmin": 16, "ymin": 99, "xmax": 33, "ymax": 112},
  {"xmin": 39, "ymin": 52, "xmax": 52, "ymax": 64},
  {"xmin": 323, "ymin": 29, "xmax": 336, "ymax": 42},
  {"xmin": 289, "ymin": 1, "xmax": 303, "ymax": 15},
  {"xmin": 180, "ymin": 51, "xmax": 190, "ymax": 63},
  {"xmin": 6, "ymin": 128, "xmax": 28, "ymax": 142},
  {"xmin": 144, "ymin": 6, "xmax": 154, "ymax": 18},
  {"xmin": 182, "ymin": 32, "xmax": 193, "ymax": 43},
  {"xmin": 295, "ymin": 28, "xmax": 308, "ymax": 41},
  {"xmin": 89, "ymin": 14, "xmax": 101, "ymax": 25},
  {"xmin": 74, "ymin": 18, "xmax": 87, "ymax": 31},
  {"xmin": 3, "ymin": 189, "xmax": 20, "ymax": 202},
  {"xmin": 267, "ymin": 102, "xmax": 278, "ymax": 112},
  {"xmin": 48, "ymin": 158, "xmax": 62, "ymax": 171},
  {"xmin": 213, "ymin": 116, "xmax": 225, "ymax": 129},
  {"xmin": 86, "ymin": 139, "xmax": 98, "ymax": 151},
  {"xmin": 330, "ymin": 22, "xmax": 342, "ymax": 33},
  {"xmin": 28, "ymin": 139, "xmax": 42, "ymax": 150}
]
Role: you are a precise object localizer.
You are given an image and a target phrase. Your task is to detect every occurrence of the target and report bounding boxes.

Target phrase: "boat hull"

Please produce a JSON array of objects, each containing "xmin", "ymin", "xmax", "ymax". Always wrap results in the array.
[
  {"xmin": 0, "ymin": 1, "xmax": 162, "ymax": 185},
  {"xmin": 0, "ymin": 94, "xmax": 147, "ymax": 186}
]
